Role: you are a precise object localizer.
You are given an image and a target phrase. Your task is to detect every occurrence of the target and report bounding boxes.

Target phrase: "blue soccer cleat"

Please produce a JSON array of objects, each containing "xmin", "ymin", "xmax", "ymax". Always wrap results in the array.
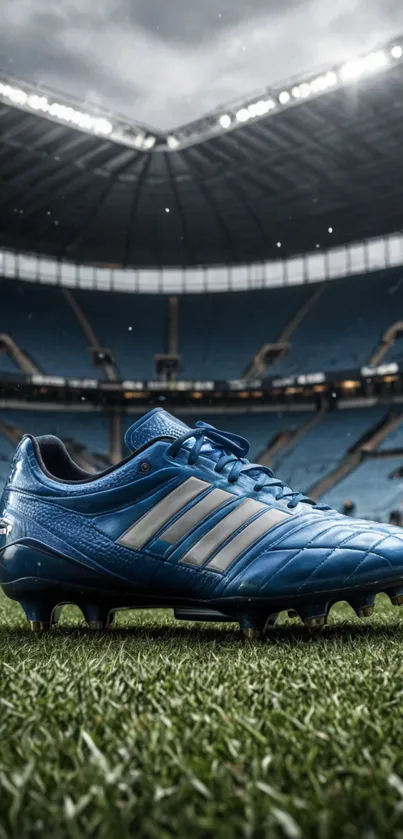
[{"xmin": 1, "ymin": 408, "xmax": 403, "ymax": 637}]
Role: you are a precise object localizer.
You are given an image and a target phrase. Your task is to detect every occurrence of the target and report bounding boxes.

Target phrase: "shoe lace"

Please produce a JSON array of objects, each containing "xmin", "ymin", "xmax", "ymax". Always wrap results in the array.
[{"xmin": 168, "ymin": 421, "xmax": 321, "ymax": 511}]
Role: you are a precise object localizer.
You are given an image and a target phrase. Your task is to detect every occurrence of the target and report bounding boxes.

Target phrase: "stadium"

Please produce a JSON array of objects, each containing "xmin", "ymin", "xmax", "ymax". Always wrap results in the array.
[{"xmin": 2, "ymin": 30, "xmax": 403, "ymax": 839}]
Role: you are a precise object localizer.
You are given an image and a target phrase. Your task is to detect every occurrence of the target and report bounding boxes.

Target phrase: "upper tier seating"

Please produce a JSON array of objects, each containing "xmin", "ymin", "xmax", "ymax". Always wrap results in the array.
[
  {"xmin": 270, "ymin": 269, "xmax": 403, "ymax": 377},
  {"xmin": 0, "ymin": 278, "xmax": 95, "ymax": 378},
  {"xmin": 1, "ymin": 268, "xmax": 403, "ymax": 381},
  {"xmin": 178, "ymin": 286, "xmax": 311, "ymax": 380},
  {"xmin": 75, "ymin": 290, "xmax": 168, "ymax": 380}
]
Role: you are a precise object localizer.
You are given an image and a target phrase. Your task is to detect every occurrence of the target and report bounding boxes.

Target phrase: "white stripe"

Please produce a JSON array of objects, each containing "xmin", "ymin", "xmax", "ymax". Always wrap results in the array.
[
  {"xmin": 119, "ymin": 477, "xmax": 210, "ymax": 550},
  {"xmin": 180, "ymin": 498, "xmax": 265, "ymax": 567},
  {"xmin": 206, "ymin": 507, "xmax": 290, "ymax": 572},
  {"xmin": 162, "ymin": 488, "xmax": 233, "ymax": 544}
]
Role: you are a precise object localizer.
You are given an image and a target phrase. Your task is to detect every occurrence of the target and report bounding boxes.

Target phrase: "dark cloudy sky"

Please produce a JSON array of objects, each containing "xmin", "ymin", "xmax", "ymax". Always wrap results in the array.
[{"xmin": 1, "ymin": 0, "xmax": 403, "ymax": 129}]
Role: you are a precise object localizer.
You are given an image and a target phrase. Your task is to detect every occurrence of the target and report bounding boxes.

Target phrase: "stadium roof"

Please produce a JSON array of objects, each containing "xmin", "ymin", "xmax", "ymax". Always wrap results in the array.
[{"xmin": 1, "ymin": 36, "xmax": 403, "ymax": 269}]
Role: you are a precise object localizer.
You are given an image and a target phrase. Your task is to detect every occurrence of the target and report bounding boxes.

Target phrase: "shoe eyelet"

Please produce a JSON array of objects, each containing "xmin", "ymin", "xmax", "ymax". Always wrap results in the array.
[{"xmin": 140, "ymin": 461, "xmax": 152, "ymax": 474}]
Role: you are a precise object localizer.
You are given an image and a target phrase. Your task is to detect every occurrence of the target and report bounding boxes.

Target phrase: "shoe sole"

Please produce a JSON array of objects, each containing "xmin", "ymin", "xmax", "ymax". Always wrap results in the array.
[
  {"xmin": 2, "ymin": 540, "xmax": 403, "ymax": 638},
  {"xmin": 2, "ymin": 574, "xmax": 403, "ymax": 638}
]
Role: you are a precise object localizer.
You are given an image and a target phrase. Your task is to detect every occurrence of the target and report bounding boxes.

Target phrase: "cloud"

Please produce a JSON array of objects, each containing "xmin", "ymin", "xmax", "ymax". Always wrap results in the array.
[{"xmin": 1, "ymin": 0, "xmax": 402, "ymax": 127}]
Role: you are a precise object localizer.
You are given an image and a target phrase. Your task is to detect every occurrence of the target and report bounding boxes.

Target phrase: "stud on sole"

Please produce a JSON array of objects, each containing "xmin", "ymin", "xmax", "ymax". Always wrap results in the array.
[
  {"xmin": 356, "ymin": 606, "xmax": 374, "ymax": 618},
  {"xmin": 304, "ymin": 616, "xmax": 326, "ymax": 628}
]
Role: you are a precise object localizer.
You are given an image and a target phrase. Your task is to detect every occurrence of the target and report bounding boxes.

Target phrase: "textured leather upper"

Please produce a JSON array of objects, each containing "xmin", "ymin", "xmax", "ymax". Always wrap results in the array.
[{"xmin": 2, "ymin": 408, "xmax": 403, "ymax": 602}]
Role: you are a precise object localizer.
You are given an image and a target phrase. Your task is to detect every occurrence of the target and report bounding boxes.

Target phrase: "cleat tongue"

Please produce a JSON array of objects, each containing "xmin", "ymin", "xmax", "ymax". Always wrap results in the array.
[{"xmin": 125, "ymin": 408, "xmax": 191, "ymax": 452}]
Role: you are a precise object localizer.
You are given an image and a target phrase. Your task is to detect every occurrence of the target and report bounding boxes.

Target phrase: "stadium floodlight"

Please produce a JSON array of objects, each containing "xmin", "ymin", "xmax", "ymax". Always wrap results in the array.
[
  {"xmin": 339, "ymin": 50, "xmax": 388, "ymax": 82},
  {"xmin": 248, "ymin": 99, "xmax": 276, "ymax": 117},
  {"xmin": 142, "ymin": 135, "xmax": 157, "ymax": 150},
  {"xmin": 278, "ymin": 91, "xmax": 290, "ymax": 104},
  {"xmin": 0, "ymin": 80, "xmax": 113, "ymax": 136},
  {"xmin": 292, "ymin": 71, "xmax": 338, "ymax": 100},
  {"xmin": 391, "ymin": 45, "xmax": 403, "ymax": 59},
  {"xmin": 219, "ymin": 114, "xmax": 232, "ymax": 128},
  {"xmin": 167, "ymin": 134, "xmax": 179, "ymax": 149},
  {"xmin": 130, "ymin": 133, "xmax": 147, "ymax": 149},
  {"xmin": 309, "ymin": 71, "xmax": 338, "ymax": 93},
  {"xmin": 299, "ymin": 83, "xmax": 311, "ymax": 99},
  {"xmin": 236, "ymin": 107, "xmax": 250, "ymax": 123}
]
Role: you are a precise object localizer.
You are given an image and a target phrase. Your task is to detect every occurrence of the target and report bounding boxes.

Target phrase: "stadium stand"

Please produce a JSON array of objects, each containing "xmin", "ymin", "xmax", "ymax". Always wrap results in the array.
[
  {"xmin": 74, "ymin": 290, "xmax": 168, "ymax": 380},
  {"xmin": 378, "ymin": 417, "xmax": 403, "ymax": 451},
  {"xmin": 0, "ymin": 430, "xmax": 15, "ymax": 488},
  {"xmin": 2, "ymin": 268, "xmax": 403, "ymax": 381},
  {"xmin": 271, "ymin": 406, "xmax": 389, "ymax": 493},
  {"xmin": 0, "ymin": 352, "xmax": 19, "ymax": 374},
  {"xmin": 178, "ymin": 286, "xmax": 312, "ymax": 379},
  {"xmin": 270, "ymin": 269, "xmax": 403, "ymax": 377},
  {"xmin": 0, "ymin": 278, "xmax": 95, "ymax": 378},
  {"xmin": 322, "ymin": 457, "xmax": 403, "ymax": 522}
]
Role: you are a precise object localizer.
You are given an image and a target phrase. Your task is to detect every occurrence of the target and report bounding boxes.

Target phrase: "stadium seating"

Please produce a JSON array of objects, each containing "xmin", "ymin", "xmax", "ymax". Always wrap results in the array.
[
  {"xmin": 381, "ymin": 338, "xmax": 403, "ymax": 365},
  {"xmin": 0, "ymin": 353, "xmax": 19, "ymax": 374},
  {"xmin": 2, "ymin": 268, "xmax": 403, "ymax": 381},
  {"xmin": 272, "ymin": 406, "xmax": 388, "ymax": 492},
  {"xmin": 321, "ymin": 457, "xmax": 403, "ymax": 522},
  {"xmin": 0, "ymin": 431, "xmax": 15, "ymax": 488},
  {"xmin": 75, "ymin": 290, "xmax": 168, "ymax": 380},
  {"xmin": 0, "ymin": 278, "xmax": 95, "ymax": 378},
  {"xmin": 270, "ymin": 269, "xmax": 403, "ymax": 377},
  {"xmin": 378, "ymin": 418, "xmax": 403, "ymax": 451},
  {"xmin": 178, "ymin": 286, "xmax": 312, "ymax": 380}
]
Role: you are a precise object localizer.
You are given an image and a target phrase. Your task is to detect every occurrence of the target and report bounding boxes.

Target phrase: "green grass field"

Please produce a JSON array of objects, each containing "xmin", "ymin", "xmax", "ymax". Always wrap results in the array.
[{"xmin": 2, "ymin": 594, "xmax": 403, "ymax": 839}]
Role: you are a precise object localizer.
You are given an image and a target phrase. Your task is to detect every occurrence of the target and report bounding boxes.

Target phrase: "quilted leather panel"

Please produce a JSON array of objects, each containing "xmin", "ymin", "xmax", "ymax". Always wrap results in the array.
[{"xmin": 221, "ymin": 518, "xmax": 403, "ymax": 598}]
